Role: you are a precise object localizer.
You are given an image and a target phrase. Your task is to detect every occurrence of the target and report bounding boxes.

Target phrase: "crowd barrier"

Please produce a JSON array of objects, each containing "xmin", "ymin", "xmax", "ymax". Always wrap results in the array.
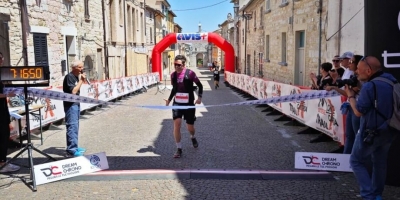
[
  {"xmin": 225, "ymin": 72, "xmax": 346, "ymax": 146},
  {"xmin": 8, "ymin": 73, "xmax": 160, "ymax": 138}
]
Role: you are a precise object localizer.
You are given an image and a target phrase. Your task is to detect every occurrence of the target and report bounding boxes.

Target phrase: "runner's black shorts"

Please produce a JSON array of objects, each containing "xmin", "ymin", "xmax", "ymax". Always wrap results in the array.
[
  {"xmin": 213, "ymin": 74, "xmax": 220, "ymax": 81},
  {"xmin": 172, "ymin": 102, "xmax": 196, "ymax": 124}
]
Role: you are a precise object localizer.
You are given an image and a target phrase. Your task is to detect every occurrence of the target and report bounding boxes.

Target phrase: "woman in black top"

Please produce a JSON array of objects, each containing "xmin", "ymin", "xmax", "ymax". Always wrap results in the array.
[
  {"xmin": 310, "ymin": 62, "xmax": 333, "ymax": 90},
  {"xmin": 325, "ymin": 67, "xmax": 341, "ymax": 87}
]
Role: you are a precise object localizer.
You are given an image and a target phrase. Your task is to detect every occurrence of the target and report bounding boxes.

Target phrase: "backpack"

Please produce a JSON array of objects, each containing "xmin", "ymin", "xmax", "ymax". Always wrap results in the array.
[{"xmin": 371, "ymin": 77, "xmax": 400, "ymax": 131}]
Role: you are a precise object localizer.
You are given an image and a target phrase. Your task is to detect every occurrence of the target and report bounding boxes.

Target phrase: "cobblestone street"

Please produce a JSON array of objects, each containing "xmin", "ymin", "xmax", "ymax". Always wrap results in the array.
[{"xmin": 1, "ymin": 67, "xmax": 399, "ymax": 200}]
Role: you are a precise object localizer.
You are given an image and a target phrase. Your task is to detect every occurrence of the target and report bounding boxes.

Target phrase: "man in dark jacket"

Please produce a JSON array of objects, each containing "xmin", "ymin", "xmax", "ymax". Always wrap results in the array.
[
  {"xmin": 345, "ymin": 56, "xmax": 398, "ymax": 200},
  {"xmin": 63, "ymin": 60, "xmax": 88, "ymax": 157}
]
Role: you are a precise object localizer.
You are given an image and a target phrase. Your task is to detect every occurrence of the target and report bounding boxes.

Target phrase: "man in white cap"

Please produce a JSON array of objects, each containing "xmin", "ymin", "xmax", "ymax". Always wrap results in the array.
[{"xmin": 339, "ymin": 51, "xmax": 354, "ymax": 80}]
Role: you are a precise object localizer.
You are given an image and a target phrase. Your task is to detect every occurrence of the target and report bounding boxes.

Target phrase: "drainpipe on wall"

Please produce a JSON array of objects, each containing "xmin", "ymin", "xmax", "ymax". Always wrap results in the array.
[
  {"xmin": 291, "ymin": 0, "xmax": 294, "ymax": 31},
  {"xmin": 154, "ymin": 13, "xmax": 157, "ymax": 46},
  {"xmin": 243, "ymin": 11, "xmax": 247, "ymax": 75},
  {"xmin": 20, "ymin": 0, "xmax": 28, "ymax": 66},
  {"xmin": 102, "ymin": 0, "xmax": 109, "ymax": 79},
  {"xmin": 144, "ymin": 0, "xmax": 146, "ymax": 38},
  {"xmin": 317, "ymin": 0, "xmax": 323, "ymax": 76},
  {"xmin": 124, "ymin": 0, "xmax": 127, "ymax": 76},
  {"xmin": 338, "ymin": 0, "xmax": 342, "ymax": 55}
]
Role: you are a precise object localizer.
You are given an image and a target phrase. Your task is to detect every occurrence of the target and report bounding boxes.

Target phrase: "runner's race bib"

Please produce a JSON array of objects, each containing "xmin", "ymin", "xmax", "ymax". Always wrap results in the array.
[
  {"xmin": 175, "ymin": 93, "xmax": 189, "ymax": 103},
  {"xmin": 214, "ymin": 70, "xmax": 219, "ymax": 74}
]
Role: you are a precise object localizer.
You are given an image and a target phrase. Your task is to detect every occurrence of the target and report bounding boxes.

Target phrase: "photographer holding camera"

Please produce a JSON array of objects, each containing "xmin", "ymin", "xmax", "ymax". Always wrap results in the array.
[
  {"xmin": 345, "ymin": 56, "xmax": 398, "ymax": 200},
  {"xmin": 326, "ymin": 55, "xmax": 363, "ymax": 154}
]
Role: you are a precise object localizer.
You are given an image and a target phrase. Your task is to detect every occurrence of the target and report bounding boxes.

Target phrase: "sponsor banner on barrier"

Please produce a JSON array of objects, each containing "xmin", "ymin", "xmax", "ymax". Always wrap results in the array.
[
  {"xmin": 34, "ymin": 152, "xmax": 109, "ymax": 185},
  {"xmin": 5, "ymin": 71, "xmax": 345, "ymax": 146},
  {"xmin": 305, "ymin": 96, "xmax": 344, "ymax": 142},
  {"xmin": 282, "ymin": 87, "xmax": 308, "ymax": 124},
  {"xmin": 294, "ymin": 152, "xmax": 352, "ymax": 172},
  {"xmin": 225, "ymin": 72, "xmax": 346, "ymax": 145},
  {"xmin": 29, "ymin": 88, "xmax": 66, "ymax": 129},
  {"xmin": 266, "ymin": 82, "xmax": 288, "ymax": 111},
  {"xmin": 7, "ymin": 73, "xmax": 159, "ymax": 137}
]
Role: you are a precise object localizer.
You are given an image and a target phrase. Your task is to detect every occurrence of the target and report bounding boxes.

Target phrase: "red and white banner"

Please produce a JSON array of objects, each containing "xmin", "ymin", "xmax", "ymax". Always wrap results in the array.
[
  {"xmin": 8, "ymin": 73, "xmax": 159, "ymax": 138},
  {"xmin": 225, "ymin": 72, "xmax": 346, "ymax": 145}
]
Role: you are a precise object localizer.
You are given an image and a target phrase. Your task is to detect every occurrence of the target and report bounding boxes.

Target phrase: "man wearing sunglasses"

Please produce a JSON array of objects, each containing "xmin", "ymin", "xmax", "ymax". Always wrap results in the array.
[
  {"xmin": 339, "ymin": 51, "xmax": 355, "ymax": 80},
  {"xmin": 332, "ymin": 55, "xmax": 345, "ymax": 77},
  {"xmin": 165, "ymin": 55, "xmax": 203, "ymax": 158},
  {"xmin": 345, "ymin": 56, "xmax": 398, "ymax": 200}
]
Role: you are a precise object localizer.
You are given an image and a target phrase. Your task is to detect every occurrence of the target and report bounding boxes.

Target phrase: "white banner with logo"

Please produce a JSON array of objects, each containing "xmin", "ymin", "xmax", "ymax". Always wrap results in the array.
[
  {"xmin": 225, "ymin": 72, "xmax": 346, "ymax": 145},
  {"xmin": 34, "ymin": 152, "xmax": 109, "ymax": 185},
  {"xmin": 176, "ymin": 33, "xmax": 209, "ymax": 43},
  {"xmin": 294, "ymin": 152, "xmax": 352, "ymax": 172}
]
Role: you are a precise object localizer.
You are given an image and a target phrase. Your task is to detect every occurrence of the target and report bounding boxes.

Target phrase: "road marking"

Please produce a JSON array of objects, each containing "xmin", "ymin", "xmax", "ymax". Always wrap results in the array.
[{"xmin": 65, "ymin": 169, "xmax": 333, "ymax": 182}]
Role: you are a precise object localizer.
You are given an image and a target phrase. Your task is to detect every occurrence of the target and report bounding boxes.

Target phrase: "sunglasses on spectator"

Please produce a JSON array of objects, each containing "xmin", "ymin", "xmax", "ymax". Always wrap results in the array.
[
  {"xmin": 349, "ymin": 60, "xmax": 356, "ymax": 64},
  {"xmin": 174, "ymin": 63, "xmax": 183, "ymax": 67},
  {"xmin": 332, "ymin": 60, "xmax": 340, "ymax": 63},
  {"xmin": 361, "ymin": 56, "xmax": 373, "ymax": 69}
]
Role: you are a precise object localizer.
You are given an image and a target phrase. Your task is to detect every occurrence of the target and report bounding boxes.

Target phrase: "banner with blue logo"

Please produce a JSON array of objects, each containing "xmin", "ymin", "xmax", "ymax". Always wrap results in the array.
[{"xmin": 176, "ymin": 33, "xmax": 209, "ymax": 43}]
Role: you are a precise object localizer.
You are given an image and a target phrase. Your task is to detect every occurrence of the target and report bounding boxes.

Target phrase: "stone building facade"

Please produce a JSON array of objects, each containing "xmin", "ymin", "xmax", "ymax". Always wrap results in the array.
[
  {"xmin": 232, "ymin": 0, "xmax": 364, "ymax": 86},
  {"xmin": 188, "ymin": 23, "xmax": 210, "ymax": 68},
  {"xmin": 219, "ymin": 16, "xmax": 234, "ymax": 69},
  {"xmin": 0, "ymin": 0, "xmax": 182, "ymax": 85},
  {"xmin": 145, "ymin": 5, "xmax": 162, "ymax": 73},
  {"xmin": 240, "ymin": 0, "xmax": 265, "ymax": 78},
  {"xmin": 146, "ymin": 0, "xmax": 171, "ymax": 77},
  {"xmin": 260, "ymin": 0, "xmax": 329, "ymax": 85},
  {"xmin": 0, "ymin": 0, "xmax": 104, "ymax": 86},
  {"xmin": 104, "ymin": 0, "xmax": 147, "ymax": 78}
]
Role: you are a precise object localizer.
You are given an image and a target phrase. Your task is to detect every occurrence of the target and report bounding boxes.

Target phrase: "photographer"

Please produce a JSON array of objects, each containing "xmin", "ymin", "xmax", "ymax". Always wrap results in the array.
[
  {"xmin": 326, "ymin": 55, "xmax": 363, "ymax": 154},
  {"xmin": 345, "ymin": 56, "xmax": 398, "ymax": 200}
]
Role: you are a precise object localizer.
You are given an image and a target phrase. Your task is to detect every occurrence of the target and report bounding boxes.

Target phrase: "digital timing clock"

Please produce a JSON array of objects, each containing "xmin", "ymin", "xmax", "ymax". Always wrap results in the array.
[{"xmin": 0, "ymin": 66, "xmax": 50, "ymax": 81}]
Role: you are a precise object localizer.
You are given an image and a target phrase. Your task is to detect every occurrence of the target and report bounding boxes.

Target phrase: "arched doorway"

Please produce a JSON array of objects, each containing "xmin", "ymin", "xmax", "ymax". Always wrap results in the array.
[
  {"xmin": 84, "ymin": 55, "xmax": 95, "ymax": 80},
  {"xmin": 151, "ymin": 32, "xmax": 235, "ymax": 80},
  {"xmin": 196, "ymin": 53, "xmax": 204, "ymax": 67}
]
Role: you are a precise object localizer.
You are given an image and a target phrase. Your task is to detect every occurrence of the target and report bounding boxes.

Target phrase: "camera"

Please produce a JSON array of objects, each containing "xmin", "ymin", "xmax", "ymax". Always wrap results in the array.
[
  {"xmin": 336, "ymin": 75, "xmax": 358, "ymax": 88},
  {"xmin": 363, "ymin": 129, "xmax": 379, "ymax": 145}
]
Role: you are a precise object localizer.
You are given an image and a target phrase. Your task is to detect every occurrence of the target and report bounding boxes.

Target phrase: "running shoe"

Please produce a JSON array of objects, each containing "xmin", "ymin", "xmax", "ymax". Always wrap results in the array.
[
  {"xmin": 191, "ymin": 138, "xmax": 199, "ymax": 148},
  {"xmin": 173, "ymin": 148, "xmax": 182, "ymax": 158}
]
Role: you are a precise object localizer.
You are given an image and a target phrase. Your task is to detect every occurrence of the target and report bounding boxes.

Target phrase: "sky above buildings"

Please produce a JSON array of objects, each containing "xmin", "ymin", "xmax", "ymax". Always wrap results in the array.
[{"xmin": 169, "ymin": 0, "xmax": 234, "ymax": 33}]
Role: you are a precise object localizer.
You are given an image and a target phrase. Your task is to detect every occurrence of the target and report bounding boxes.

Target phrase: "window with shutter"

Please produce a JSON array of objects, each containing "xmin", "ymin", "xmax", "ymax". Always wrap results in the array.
[{"xmin": 33, "ymin": 33, "xmax": 49, "ymax": 66}]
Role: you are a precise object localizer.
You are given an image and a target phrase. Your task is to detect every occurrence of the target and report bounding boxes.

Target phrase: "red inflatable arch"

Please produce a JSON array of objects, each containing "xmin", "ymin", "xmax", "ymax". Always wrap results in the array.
[{"xmin": 151, "ymin": 32, "xmax": 235, "ymax": 80}]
